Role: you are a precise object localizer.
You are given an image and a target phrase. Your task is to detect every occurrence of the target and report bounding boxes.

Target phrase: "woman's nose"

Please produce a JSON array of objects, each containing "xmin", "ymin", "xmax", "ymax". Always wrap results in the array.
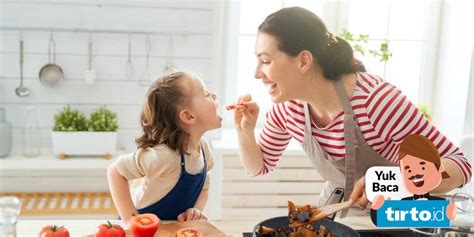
[{"xmin": 254, "ymin": 68, "xmax": 263, "ymax": 80}]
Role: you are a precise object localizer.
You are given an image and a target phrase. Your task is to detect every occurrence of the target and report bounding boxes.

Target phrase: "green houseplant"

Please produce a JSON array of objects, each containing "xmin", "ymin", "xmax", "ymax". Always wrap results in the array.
[
  {"xmin": 339, "ymin": 29, "xmax": 392, "ymax": 62},
  {"xmin": 53, "ymin": 106, "xmax": 88, "ymax": 132},
  {"xmin": 52, "ymin": 106, "xmax": 119, "ymax": 159},
  {"xmin": 88, "ymin": 107, "xmax": 119, "ymax": 132}
]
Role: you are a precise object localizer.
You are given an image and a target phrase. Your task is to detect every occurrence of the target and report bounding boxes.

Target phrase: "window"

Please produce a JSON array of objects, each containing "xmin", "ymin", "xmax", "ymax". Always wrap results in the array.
[
  {"xmin": 225, "ymin": 0, "xmax": 438, "ymax": 127},
  {"xmin": 347, "ymin": 0, "xmax": 430, "ymax": 104}
]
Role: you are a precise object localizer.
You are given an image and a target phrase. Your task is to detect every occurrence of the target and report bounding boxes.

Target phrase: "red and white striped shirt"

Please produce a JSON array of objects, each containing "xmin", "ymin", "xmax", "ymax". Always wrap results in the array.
[{"xmin": 258, "ymin": 72, "xmax": 472, "ymax": 185}]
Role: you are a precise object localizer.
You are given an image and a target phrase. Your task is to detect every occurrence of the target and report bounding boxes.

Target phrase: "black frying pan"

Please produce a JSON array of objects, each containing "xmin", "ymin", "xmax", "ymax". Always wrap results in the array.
[{"xmin": 253, "ymin": 216, "xmax": 360, "ymax": 237}]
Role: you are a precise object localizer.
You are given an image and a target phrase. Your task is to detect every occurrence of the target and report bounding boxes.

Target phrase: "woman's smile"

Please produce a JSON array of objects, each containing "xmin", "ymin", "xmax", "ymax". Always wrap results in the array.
[{"xmin": 264, "ymin": 82, "xmax": 277, "ymax": 95}]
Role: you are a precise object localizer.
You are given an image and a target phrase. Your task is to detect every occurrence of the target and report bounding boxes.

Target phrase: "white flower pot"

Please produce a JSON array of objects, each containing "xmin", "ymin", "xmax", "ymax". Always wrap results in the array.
[{"xmin": 52, "ymin": 131, "xmax": 117, "ymax": 156}]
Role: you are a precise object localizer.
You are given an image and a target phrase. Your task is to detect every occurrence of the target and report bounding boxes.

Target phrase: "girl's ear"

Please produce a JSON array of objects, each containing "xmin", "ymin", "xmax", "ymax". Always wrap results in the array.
[{"xmin": 179, "ymin": 109, "xmax": 196, "ymax": 125}]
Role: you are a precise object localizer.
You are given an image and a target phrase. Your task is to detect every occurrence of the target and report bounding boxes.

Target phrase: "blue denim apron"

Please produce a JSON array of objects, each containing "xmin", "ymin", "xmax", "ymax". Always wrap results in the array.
[{"xmin": 136, "ymin": 148, "xmax": 207, "ymax": 220}]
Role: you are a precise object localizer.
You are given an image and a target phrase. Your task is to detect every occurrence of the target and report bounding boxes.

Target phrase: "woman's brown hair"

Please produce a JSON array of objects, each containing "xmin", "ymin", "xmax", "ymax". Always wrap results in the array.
[
  {"xmin": 135, "ymin": 71, "xmax": 191, "ymax": 154},
  {"xmin": 258, "ymin": 6, "xmax": 366, "ymax": 80},
  {"xmin": 398, "ymin": 134, "xmax": 450, "ymax": 179}
]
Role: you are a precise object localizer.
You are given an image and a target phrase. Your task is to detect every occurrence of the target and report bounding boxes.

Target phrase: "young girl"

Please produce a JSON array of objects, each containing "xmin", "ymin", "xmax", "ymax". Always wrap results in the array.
[{"xmin": 107, "ymin": 71, "xmax": 222, "ymax": 225}]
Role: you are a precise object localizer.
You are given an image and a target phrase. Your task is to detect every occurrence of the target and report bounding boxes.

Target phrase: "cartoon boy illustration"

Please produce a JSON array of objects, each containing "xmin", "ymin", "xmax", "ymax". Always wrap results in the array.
[{"xmin": 371, "ymin": 134, "xmax": 457, "ymax": 222}]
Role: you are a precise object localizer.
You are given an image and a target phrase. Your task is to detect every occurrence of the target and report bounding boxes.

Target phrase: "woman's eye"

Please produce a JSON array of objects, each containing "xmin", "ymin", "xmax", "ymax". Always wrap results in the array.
[{"xmin": 261, "ymin": 61, "xmax": 270, "ymax": 64}]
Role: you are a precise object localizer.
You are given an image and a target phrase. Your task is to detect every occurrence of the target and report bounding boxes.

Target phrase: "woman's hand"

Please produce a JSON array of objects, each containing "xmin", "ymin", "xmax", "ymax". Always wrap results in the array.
[
  {"xmin": 446, "ymin": 198, "xmax": 457, "ymax": 220},
  {"xmin": 177, "ymin": 208, "xmax": 207, "ymax": 222},
  {"xmin": 349, "ymin": 176, "xmax": 370, "ymax": 209},
  {"xmin": 234, "ymin": 94, "xmax": 259, "ymax": 132},
  {"xmin": 371, "ymin": 195, "xmax": 387, "ymax": 210}
]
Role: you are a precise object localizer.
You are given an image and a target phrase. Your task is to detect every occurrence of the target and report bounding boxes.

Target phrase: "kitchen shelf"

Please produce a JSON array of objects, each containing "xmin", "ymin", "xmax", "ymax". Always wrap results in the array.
[
  {"xmin": 0, "ymin": 149, "xmax": 127, "ymax": 176},
  {"xmin": 0, "ymin": 26, "xmax": 202, "ymax": 36},
  {"xmin": 0, "ymin": 192, "xmax": 118, "ymax": 216}
]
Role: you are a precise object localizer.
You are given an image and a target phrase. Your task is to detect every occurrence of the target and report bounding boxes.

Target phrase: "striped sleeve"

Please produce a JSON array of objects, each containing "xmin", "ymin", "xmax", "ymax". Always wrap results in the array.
[
  {"xmin": 366, "ymin": 81, "xmax": 472, "ymax": 185},
  {"xmin": 256, "ymin": 103, "xmax": 293, "ymax": 175}
]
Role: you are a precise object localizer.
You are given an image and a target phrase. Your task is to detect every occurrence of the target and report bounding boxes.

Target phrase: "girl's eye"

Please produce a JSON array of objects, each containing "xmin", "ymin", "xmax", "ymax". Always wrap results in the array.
[
  {"xmin": 261, "ymin": 60, "xmax": 270, "ymax": 64},
  {"xmin": 208, "ymin": 93, "xmax": 217, "ymax": 100}
]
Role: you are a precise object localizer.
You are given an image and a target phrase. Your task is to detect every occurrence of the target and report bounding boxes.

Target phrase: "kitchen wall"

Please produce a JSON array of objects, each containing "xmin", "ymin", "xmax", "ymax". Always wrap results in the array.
[{"xmin": 0, "ymin": 1, "xmax": 226, "ymax": 153}]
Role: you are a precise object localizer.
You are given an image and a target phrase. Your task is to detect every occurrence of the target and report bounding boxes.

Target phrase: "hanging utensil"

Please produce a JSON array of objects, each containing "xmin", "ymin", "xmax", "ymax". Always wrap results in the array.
[
  {"xmin": 38, "ymin": 32, "xmax": 64, "ymax": 87},
  {"xmin": 15, "ymin": 31, "xmax": 30, "ymax": 97},
  {"xmin": 138, "ymin": 35, "xmax": 152, "ymax": 86},
  {"xmin": 125, "ymin": 33, "xmax": 135, "ymax": 81},
  {"xmin": 83, "ymin": 34, "xmax": 96, "ymax": 85},
  {"xmin": 163, "ymin": 36, "xmax": 174, "ymax": 73}
]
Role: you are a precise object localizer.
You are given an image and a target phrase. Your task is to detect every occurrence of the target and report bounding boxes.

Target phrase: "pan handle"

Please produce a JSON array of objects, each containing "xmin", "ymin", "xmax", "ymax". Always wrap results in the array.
[
  {"xmin": 324, "ymin": 188, "xmax": 345, "ymax": 220},
  {"xmin": 48, "ymin": 31, "xmax": 56, "ymax": 63}
]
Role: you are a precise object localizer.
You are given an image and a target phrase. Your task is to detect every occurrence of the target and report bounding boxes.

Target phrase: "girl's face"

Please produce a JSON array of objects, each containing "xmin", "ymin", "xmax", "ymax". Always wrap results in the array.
[
  {"xmin": 186, "ymin": 76, "xmax": 222, "ymax": 131},
  {"xmin": 254, "ymin": 32, "xmax": 303, "ymax": 103}
]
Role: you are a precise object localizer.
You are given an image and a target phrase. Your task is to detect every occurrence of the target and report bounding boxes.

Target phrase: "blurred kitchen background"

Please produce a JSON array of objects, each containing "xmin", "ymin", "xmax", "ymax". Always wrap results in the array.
[{"xmin": 0, "ymin": 0, "xmax": 473, "ymax": 220}]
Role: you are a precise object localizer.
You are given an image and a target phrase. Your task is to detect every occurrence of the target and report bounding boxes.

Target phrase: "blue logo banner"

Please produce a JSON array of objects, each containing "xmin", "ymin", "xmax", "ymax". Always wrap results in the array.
[{"xmin": 376, "ymin": 200, "xmax": 450, "ymax": 227}]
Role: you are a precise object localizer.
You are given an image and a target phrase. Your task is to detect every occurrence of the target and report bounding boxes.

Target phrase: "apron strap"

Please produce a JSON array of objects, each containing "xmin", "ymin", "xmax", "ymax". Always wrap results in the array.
[
  {"xmin": 201, "ymin": 145, "xmax": 207, "ymax": 165},
  {"xmin": 332, "ymin": 78, "xmax": 357, "ymax": 218},
  {"xmin": 180, "ymin": 151, "xmax": 185, "ymax": 167},
  {"xmin": 180, "ymin": 145, "xmax": 207, "ymax": 170},
  {"xmin": 303, "ymin": 103, "xmax": 330, "ymax": 161}
]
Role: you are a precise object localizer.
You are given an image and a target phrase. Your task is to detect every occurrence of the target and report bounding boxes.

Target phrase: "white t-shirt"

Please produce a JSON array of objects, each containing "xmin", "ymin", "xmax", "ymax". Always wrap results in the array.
[{"xmin": 114, "ymin": 138, "xmax": 214, "ymax": 209}]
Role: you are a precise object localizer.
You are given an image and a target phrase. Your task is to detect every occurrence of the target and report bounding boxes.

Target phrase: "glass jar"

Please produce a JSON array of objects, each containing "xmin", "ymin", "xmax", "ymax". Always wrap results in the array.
[
  {"xmin": 0, "ymin": 108, "xmax": 13, "ymax": 158},
  {"xmin": 23, "ymin": 107, "xmax": 41, "ymax": 157},
  {"xmin": 0, "ymin": 196, "xmax": 21, "ymax": 237}
]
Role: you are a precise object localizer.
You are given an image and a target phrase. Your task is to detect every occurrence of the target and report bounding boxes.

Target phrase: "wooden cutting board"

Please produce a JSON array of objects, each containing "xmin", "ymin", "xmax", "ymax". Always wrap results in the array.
[{"xmin": 84, "ymin": 220, "xmax": 226, "ymax": 237}]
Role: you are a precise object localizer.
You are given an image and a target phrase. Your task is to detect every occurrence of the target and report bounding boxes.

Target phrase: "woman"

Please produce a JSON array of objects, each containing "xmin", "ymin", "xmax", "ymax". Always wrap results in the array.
[{"xmin": 233, "ymin": 7, "xmax": 471, "ymax": 215}]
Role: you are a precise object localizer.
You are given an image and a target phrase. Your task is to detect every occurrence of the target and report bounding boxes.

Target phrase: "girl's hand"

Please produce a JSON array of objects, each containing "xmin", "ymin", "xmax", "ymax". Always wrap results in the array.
[
  {"xmin": 177, "ymin": 208, "xmax": 207, "ymax": 222},
  {"xmin": 233, "ymin": 94, "xmax": 259, "ymax": 132}
]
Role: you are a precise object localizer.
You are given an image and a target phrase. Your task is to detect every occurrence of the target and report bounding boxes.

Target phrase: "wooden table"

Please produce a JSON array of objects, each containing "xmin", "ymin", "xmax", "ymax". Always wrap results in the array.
[{"xmin": 11, "ymin": 217, "xmax": 376, "ymax": 236}]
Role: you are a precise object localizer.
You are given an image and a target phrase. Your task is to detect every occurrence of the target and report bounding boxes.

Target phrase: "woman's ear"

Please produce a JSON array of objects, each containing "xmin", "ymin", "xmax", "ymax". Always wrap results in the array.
[
  {"xmin": 297, "ymin": 50, "xmax": 314, "ymax": 73},
  {"xmin": 179, "ymin": 109, "xmax": 196, "ymax": 125}
]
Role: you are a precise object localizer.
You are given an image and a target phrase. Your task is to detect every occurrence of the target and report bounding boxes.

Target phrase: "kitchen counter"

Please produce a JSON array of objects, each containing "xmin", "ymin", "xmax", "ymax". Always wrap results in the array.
[
  {"xmin": 12, "ymin": 217, "xmax": 376, "ymax": 236},
  {"xmin": 12, "ymin": 215, "xmax": 474, "ymax": 236}
]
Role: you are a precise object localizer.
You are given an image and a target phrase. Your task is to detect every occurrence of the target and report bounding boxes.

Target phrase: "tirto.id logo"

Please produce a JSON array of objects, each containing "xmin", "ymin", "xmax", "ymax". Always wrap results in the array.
[{"xmin": 377, "ymin": 200, "xmax": 450, "ymax": 227}]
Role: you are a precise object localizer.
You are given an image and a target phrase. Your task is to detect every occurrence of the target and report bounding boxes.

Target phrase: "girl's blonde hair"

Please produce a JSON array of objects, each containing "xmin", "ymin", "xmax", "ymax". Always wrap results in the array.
[{"xmin": 135, "ymin": 71, "xmax": 191, "ymax": 154}]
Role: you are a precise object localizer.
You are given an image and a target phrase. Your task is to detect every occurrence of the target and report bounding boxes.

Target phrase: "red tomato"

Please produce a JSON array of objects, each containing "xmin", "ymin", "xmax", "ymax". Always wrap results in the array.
[
  {"xmin": 225, "ymin": 104, "xmax": 238, "ymax": 110},
  {"xmin": 95, "ymin": 221, "xmax": 126, "ymax": 237},
  {"xmin": 225, "ymin": 103, "xmax": 244, "ymax": 111},
  {"xmin": 176, "ymin": 228, "xmax": 201, "ymax": 237},
  {"xmin": 129, "ymin": 213, "xmax": 160, "ymax": 237},
  {"xmin": 38, "ymin": 225, "xmax": 70, "ymax": 237}
]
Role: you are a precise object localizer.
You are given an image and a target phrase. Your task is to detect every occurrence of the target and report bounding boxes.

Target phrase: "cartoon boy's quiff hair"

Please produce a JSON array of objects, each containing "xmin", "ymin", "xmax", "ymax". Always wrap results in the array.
[{"xmin": 398, "ymin": 134, "xmax": 450, "ymax": 179}]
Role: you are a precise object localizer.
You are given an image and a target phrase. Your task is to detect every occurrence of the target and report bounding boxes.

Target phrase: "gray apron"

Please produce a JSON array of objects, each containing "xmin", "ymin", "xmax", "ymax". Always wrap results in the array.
[{"xmin": 301, "ymin": 75, "xmax": 395, "ymax": 217}]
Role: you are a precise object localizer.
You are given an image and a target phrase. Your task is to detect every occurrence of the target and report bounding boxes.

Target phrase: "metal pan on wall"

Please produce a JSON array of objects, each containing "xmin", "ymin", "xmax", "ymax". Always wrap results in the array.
[{"xmin": 38, "ymin": 32, "xmax": 64, "ymax": 88}]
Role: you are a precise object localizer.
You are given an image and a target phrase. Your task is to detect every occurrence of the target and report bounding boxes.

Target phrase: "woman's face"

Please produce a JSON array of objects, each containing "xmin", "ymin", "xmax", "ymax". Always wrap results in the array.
[{"xmin": 254, "ymin": 32, "xmax": 302, "ymax": 103}]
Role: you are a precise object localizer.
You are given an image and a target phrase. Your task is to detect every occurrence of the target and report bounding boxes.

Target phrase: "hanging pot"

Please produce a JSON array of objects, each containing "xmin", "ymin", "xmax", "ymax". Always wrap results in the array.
[{"xmin": 38, "ymin": 32, "xmax": 64, "ymax": 87}]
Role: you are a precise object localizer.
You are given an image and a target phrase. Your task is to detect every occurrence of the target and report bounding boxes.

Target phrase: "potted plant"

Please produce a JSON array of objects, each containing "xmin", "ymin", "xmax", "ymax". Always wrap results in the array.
[{"xmin": 51, "ymin": 106, "xmax": 119, "ymax": 159}]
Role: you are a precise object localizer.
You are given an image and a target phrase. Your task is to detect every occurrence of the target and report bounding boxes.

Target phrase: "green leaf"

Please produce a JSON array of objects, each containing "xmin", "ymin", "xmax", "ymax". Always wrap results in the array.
[
  {"xmin": 53, "ymin": 105, "xmax": 88, "ymax": 131},
  {"xmin": 88, "ymin": 106, "xmax": 119, "ymax": 132}
]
